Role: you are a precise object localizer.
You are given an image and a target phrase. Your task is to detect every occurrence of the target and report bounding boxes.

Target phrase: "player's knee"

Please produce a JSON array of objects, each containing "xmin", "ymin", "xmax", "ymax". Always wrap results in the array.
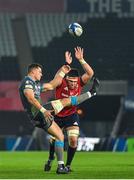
[
  {"xmin": 56, "ymin": 131, "xmax": 64, "ymax": 142},
  {"xmin": 69, "ymin": 137, "xmax": 78, "ymax": 148},
  {"xmin": 67, "ymin": 129, "xmax": 79, "ymax": 148},
  {"xmin": 60, "ymin": 133, "xmax": 64, "ymax": 141}
]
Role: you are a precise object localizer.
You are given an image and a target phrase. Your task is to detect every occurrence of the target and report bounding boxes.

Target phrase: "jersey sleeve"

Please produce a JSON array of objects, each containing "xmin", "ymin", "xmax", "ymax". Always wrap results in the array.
[{"xmin": 24, "ymin": 80, "xmax": 34, "ymax": 90}]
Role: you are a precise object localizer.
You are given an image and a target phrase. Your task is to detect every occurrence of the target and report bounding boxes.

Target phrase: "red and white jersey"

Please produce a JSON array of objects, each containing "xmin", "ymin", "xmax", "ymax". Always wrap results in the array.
[{"xmin": 55, "ymin": 78, "xmax": 84, "ymax": 117}]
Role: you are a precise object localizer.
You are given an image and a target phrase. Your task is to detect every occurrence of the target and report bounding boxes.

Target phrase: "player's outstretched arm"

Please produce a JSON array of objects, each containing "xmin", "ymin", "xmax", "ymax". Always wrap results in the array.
[
  {"xmin": 41, "ymin": 65, "xmax": 71, "ymax": 92},
  {"xmin": 75, "ymin": 46, "xmax": 94, "ymax": 84},
  {"xmin": 41, "ymin": 50, "xmax": 72, "ymax": 92}
]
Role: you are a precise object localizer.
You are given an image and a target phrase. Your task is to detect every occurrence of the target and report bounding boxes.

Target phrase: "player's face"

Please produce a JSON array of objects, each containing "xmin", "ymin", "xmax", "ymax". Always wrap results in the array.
[
  {"xmin": 33, "ymin": 67, "xmax": 42, "ymax": 81},
  {"xmin": 66, "ymin": 76, "xmax": 78, "ymax": 89}
]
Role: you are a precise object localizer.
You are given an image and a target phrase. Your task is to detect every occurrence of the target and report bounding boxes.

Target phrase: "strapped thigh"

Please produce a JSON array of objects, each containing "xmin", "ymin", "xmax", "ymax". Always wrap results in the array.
[{"xmin": 67, "ymin": 129, "xmax": 80, "ymax": 137}]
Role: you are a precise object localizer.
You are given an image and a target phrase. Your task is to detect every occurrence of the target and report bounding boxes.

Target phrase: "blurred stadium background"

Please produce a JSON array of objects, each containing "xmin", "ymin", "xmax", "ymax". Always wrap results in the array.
[{"xmin": 0, "ymin": 0, "xmax": 134, "ymax": 152}]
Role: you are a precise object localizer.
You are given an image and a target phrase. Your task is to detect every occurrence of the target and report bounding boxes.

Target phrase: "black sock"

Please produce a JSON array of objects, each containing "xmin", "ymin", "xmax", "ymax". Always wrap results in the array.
[
  {"xmin": 48, "ymin": 139, "xmax": 55, "ymax": 160},
  {"xmin": 66, "ymin": 146, "xmax": 77, "ymax": 166}
]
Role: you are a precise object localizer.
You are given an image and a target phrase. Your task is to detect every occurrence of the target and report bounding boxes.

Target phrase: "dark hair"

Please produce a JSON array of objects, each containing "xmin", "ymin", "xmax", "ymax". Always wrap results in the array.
[
  {"xmin": 66, "ymin": 68, "xmax": 80, "ymax": 77},
  {"xmin": 27, "ymin": 63, "xmax": 43, "ymax": 73}
]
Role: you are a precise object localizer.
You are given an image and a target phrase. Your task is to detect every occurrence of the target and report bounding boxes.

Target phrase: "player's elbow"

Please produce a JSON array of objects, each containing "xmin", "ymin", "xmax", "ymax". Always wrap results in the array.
[
  {"xmin": 87, "ymin": 69, "xmax": 94, "ymax": 80},
  {"xmin": 45, "ymin": 83, "xmax": 54, "ymax": 91},
  {"xmin": 90, "ymin": 69, "xmax": 94, "ymax": 77},
  {"xmin": 51, "ymin": 79, "xmax": 62, "ymax": 89}
]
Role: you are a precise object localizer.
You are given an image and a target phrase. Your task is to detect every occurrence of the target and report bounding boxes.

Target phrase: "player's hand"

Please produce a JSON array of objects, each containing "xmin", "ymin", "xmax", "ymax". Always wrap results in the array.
[
  {"xmin": 43, "ymin": 110, "xmax": 54, "ymax": 122},
  {"xmin": 65, "ymin": 51, "xmax": 72, "ymax": 64},
  {"xmin": 74, "ymin": 46, "xmax": 84, "ymax": 60},
  {"xmin": 61, "ymin": 64, "xmax": 71, "ymax": 74}
]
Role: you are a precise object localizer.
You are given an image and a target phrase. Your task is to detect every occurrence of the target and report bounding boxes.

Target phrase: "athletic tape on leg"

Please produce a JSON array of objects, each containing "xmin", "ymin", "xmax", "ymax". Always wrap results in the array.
[
  {"xmin": 71, "ymin": 96, "xmax": 78, "ymax": 106},
  {"xmin": 67, "ymin": 129, "xmax": 79, "ymax": 137},
  {"xmin": 55, "ymin": 140, "xmax": 64, "ymax": 148},
  {"xmin": 51, "ymin": 100, "xmax": 64, "ymax": 114}
]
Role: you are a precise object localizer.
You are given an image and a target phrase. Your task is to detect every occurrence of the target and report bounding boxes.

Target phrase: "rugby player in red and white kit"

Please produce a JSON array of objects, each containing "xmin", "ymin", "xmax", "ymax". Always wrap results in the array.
[{"xmin": 44, "ymin": 46, "xmax": 99, "ymax": 172}]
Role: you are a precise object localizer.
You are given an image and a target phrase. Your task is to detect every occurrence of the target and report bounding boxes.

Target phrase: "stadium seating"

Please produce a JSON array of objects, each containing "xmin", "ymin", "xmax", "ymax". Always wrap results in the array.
[
  {"xmin": 0, "ymin": 13, "xmax": 17, "ymax": 56},
  {"xmin": 25, "ymin": 13, "xmax": 89, "ymax": 47},
  {"xmin": 0, "ymin": 13, "xmax": 19, "ymax": 80}
]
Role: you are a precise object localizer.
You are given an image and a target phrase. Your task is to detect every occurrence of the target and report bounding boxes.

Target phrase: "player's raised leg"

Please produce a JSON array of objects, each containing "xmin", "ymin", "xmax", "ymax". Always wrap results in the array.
[{"xmin": 43, "ymin": 77, "xmax": 100, "ymax": 116}]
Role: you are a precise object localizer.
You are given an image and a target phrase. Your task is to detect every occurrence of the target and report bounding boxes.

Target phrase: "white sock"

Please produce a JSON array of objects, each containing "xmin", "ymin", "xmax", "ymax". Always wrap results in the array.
[
  {"xmin": 58, "ymin": 161, "xmax": 64, "ymax": 165},
  {"xmin": 87, "ymin": 91, "xmax": 92, "ymax": 98}
]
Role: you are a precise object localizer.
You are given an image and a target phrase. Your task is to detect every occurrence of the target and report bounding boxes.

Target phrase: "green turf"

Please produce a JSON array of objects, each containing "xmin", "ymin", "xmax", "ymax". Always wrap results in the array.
[{"xmin": 0, "ymin": 151, "xmax": 134, "ymax": 179}]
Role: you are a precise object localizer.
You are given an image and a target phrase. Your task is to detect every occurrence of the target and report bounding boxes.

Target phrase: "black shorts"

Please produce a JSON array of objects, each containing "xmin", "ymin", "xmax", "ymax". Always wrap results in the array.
[
  {"xmin": 31, "ymin": 112, "xmax": 53, "ymax": 131},
  {"xmin": 54, "ymin": 113, "xmax": 80, "ymax": 129}
]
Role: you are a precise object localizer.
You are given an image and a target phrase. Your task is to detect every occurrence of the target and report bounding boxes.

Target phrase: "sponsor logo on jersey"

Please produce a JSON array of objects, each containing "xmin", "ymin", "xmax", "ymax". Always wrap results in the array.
[
  {"xmin": 64, "ymin": 87, "xmax": 68, "ymax": 91},
  {"xmin": 61, "ymin": 93, "xmax": 69, "ymax": 97}
]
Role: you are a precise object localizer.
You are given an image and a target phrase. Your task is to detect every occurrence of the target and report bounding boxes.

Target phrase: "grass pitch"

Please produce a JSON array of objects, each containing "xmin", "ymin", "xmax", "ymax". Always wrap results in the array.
[{"xmin": 0, "ymin": 151, "xmax": 134, "ymax": 179}]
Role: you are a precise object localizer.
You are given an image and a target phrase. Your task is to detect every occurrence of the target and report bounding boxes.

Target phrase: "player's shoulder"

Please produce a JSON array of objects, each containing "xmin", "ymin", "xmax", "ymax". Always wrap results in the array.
[
  {"xmin": 23, "ymin": 76, "xmax": 35, "ymax": 85},
  {"xmin": 20, "ymin": 76, "xmax": 35, "ymax": 90}
]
